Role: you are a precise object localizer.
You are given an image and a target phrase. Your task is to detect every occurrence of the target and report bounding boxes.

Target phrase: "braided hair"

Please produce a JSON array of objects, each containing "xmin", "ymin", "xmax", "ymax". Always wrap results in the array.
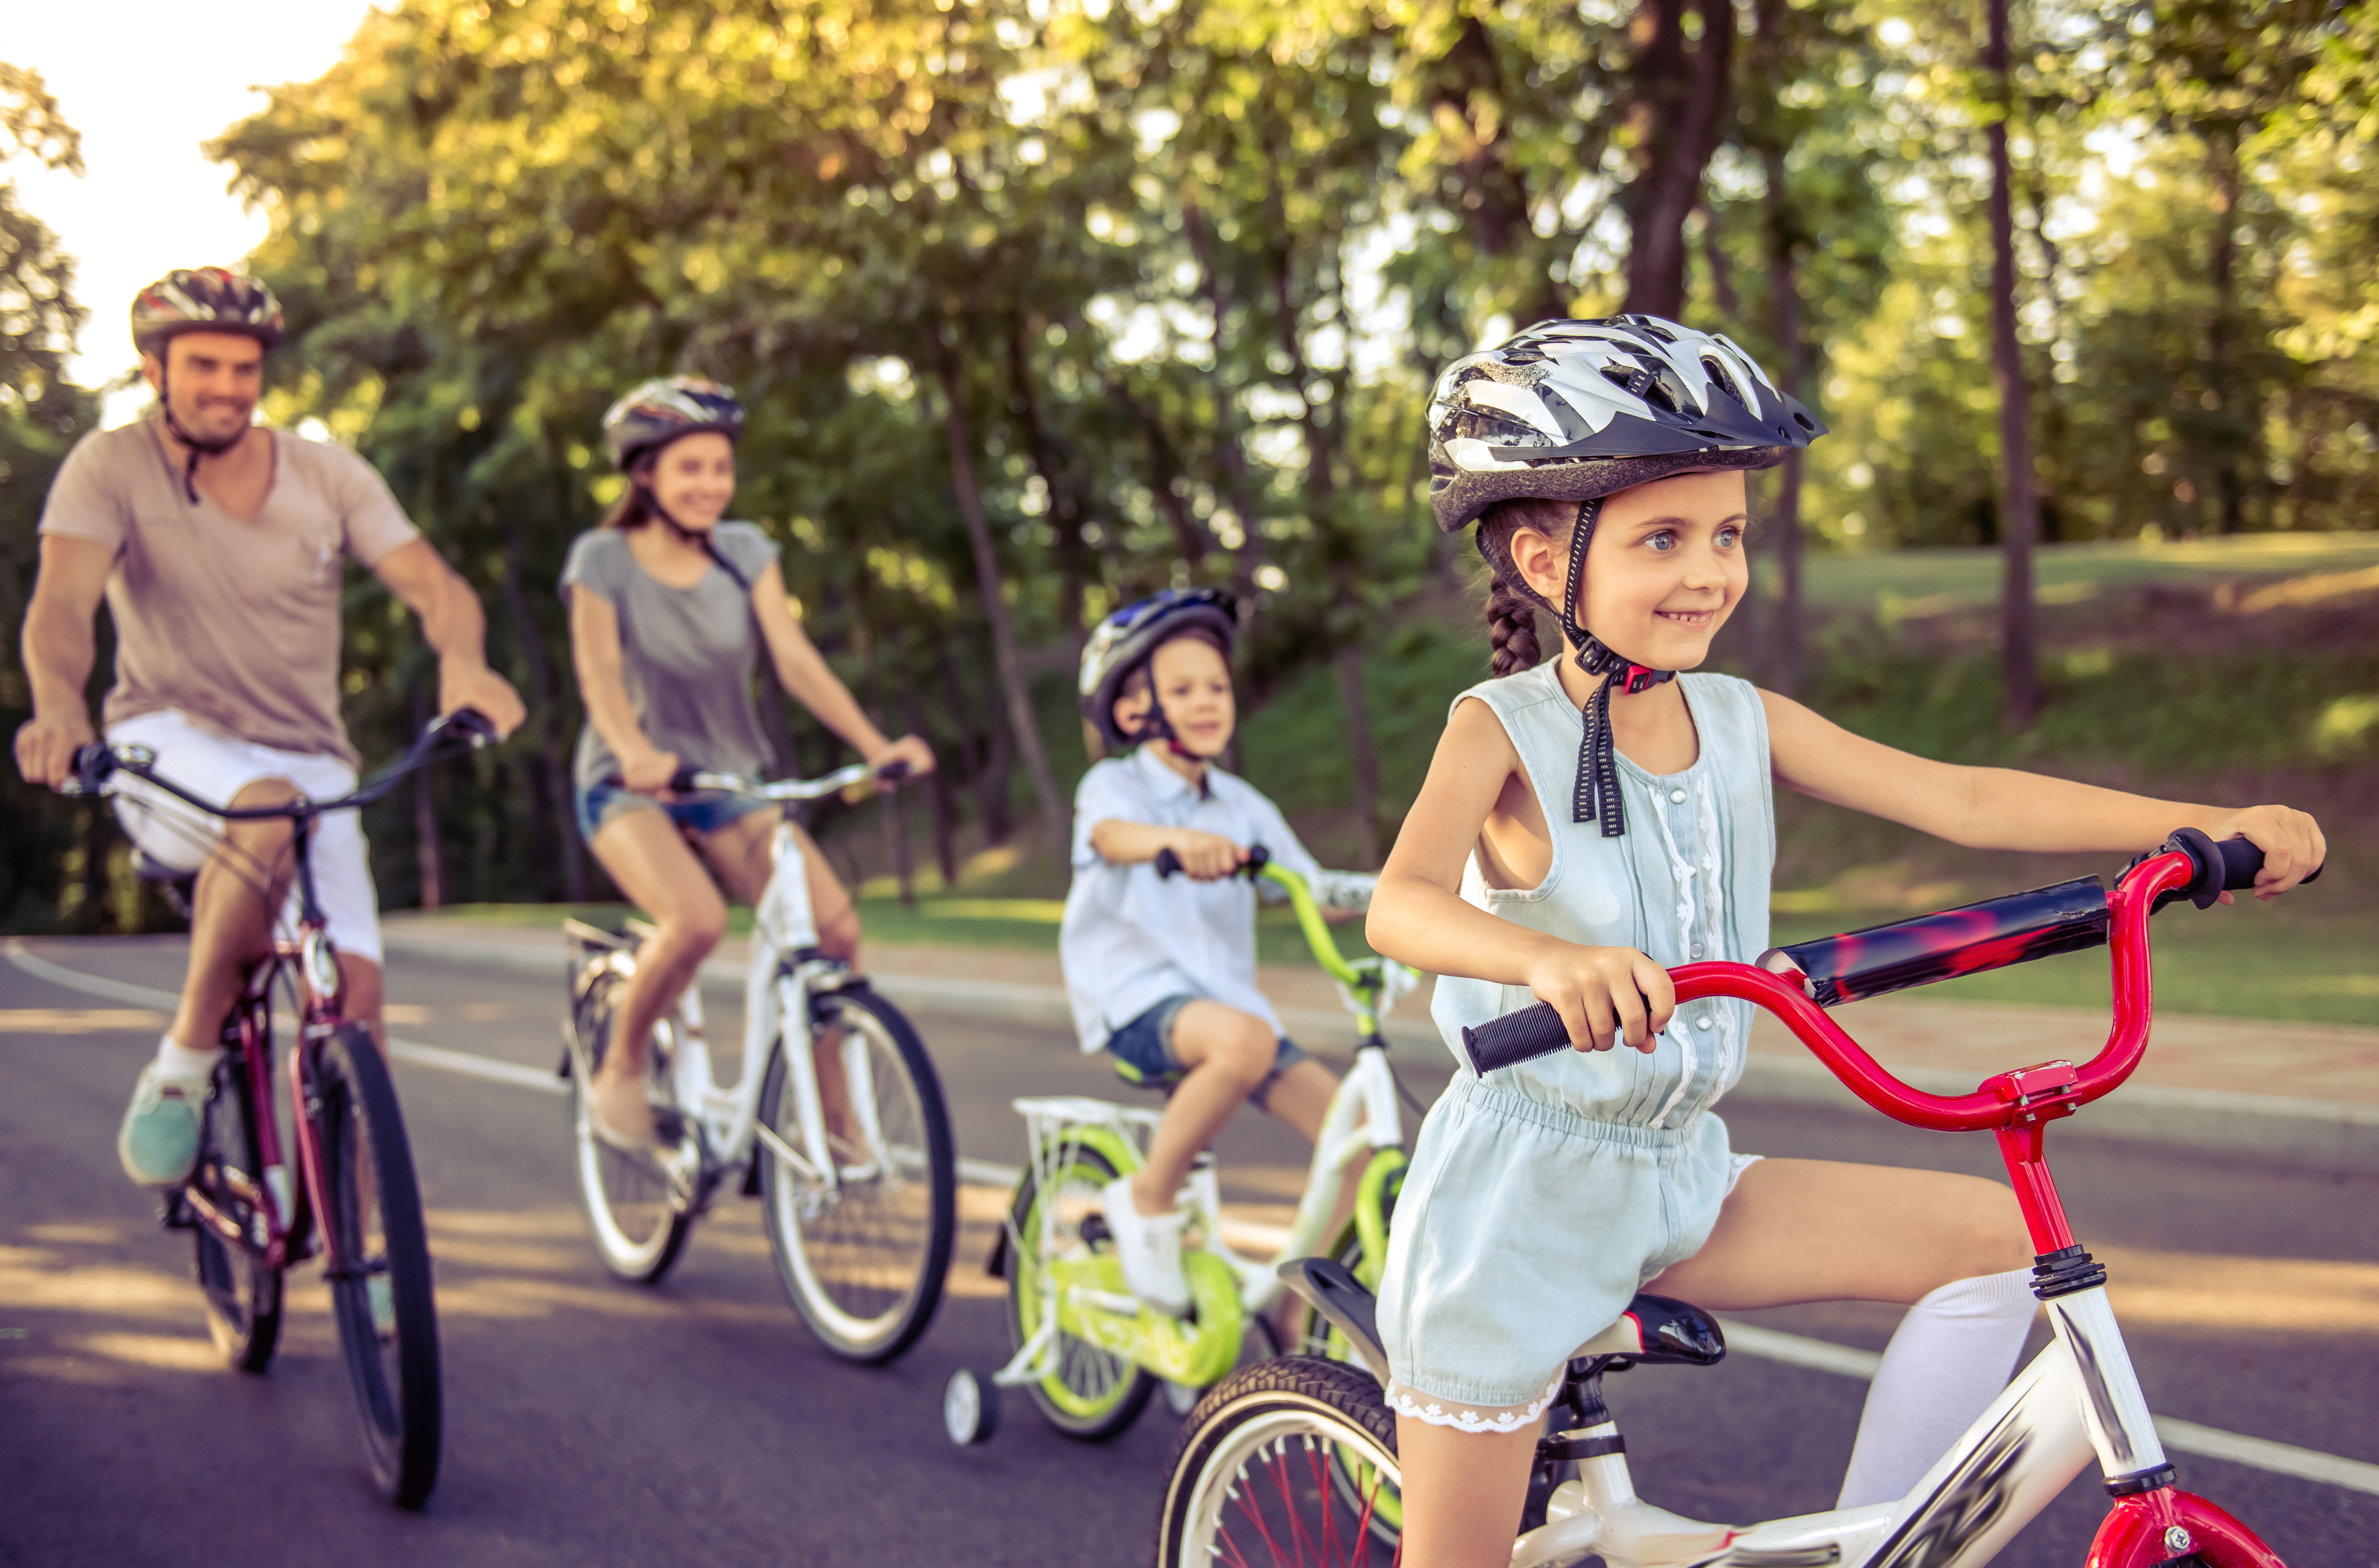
[{"xmin": 1476, "ymin": 497, "xmax": 1577, "ymax": 676}]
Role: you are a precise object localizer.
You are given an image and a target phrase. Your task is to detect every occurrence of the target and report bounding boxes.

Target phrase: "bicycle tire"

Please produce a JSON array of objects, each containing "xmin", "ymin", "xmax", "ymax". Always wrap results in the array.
[
  {"xmin": 190, "ymin": 1047, "xmax": 283, "ymax": 1372},
  {"xmin": 315, "ymin": 1024, "xmax": 443, "ymax": 1509},
  {"xmin": 1279, "ymin": 1205, "xmax": 1407, "ymax": 1548},
  {"xmin": 759, "ymin": 984, "xmax": 955, "ymax": 1364},
  {"xmin": 1005, "ymin": 1143, "xmax": 1155, "ymax": 1439},
  {"xmin": 1158, "ymin": 1356, "xmax": 1402, "ymax": 1568},
  {"xmin": 567, "ymin": 964, "xmax": 692, "ymax": 1284}
]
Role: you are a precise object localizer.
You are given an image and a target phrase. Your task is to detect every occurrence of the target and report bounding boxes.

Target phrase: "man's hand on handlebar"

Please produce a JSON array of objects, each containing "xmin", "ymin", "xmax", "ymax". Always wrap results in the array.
[
  {"xmin": 436, "ymin": 657, "xmax": 527, "ymax": 740},
  {"xmin": 13, "ymin": 707, "xmax": 95, "ymax": 791},
  {"xmin": 1523, "ymin": 941, "xmax": 1674, "ymax": 1055},
  {"xmin": 2198, "ymin": 805, "xmax": 2327, "ymax": 901},
  {"xmin": 866, "ymin": 734, "xmax": 935, "ymax": 785}
]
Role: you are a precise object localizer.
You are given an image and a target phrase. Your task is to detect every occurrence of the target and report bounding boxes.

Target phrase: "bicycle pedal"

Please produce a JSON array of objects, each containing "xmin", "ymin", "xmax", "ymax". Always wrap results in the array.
[
  {"xmin": 1080, "ymin": 1213, "xmax": 1113, "ymax": 1248},
  {"xmin": 160, "ymin": 1192, "xmax": 195, "ymax": 1231}
]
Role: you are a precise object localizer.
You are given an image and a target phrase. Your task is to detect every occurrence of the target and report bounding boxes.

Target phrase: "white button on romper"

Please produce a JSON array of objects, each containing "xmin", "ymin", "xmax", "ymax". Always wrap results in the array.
[{"xmin": 1377, "ymin": 663, "xmax": 1777, "ymax": 1430}]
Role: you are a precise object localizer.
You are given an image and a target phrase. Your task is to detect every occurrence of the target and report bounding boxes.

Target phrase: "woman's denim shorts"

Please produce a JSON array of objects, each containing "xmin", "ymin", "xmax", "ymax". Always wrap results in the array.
[{"xmin": 574, "ymin": 780, "xmax": 776, "ymax": 846}]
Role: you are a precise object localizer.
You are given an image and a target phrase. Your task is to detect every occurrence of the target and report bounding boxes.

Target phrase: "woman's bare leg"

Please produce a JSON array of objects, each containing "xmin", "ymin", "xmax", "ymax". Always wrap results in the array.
[{"xmin": 586, "ymin": 808, "xmax": 727, "ymax": 1141}]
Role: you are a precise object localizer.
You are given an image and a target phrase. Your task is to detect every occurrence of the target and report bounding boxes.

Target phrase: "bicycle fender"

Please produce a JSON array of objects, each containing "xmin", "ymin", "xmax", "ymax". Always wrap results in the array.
[
  {"xmin": 2086, "ymin": 1487, "xmax": 2286, "ymax": 1568},
  {"xmin": 1047, "ymin": 1251, "xmax": 1241, "ymax": 1388},
  {"xmin": 1352, "ymin": 1148, "xmax": 1407, "ymax": 1288}
]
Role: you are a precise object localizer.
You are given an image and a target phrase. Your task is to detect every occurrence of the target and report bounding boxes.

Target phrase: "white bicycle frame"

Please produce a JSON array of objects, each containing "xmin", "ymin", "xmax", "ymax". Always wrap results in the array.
[
  {"xmin": 569, "ymin": 763, "xmax": 890, "ymax": 1202},
  {"xmin": 992, "ymin": 956, "xmax": 1413, "ymax": 1392},
  {"xmin": 1503, "ymin": 1282, "xmax": 2158, "ymax": 1568}
]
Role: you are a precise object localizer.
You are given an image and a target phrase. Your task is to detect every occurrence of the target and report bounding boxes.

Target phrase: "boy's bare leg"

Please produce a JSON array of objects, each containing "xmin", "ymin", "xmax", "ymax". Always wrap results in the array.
[{"xmin": 1129, "ymin": 1000, "xmax": 1276, "ymax": 1216}]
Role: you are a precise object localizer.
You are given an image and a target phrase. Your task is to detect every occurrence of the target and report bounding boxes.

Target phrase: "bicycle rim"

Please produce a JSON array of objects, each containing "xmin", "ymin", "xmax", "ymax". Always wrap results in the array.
[
  {"xmin": 1008, "ymin": 1146, "xmax": 1154, "ymax": 1439},
  {"xmin": 191, "ymin": 1052, "xmax": 282, "ymax": 1372},
  {"xmin": 1158, "ymin": 1358, "xmax": 1403, "ymax": 1568},
  {"xmin": 759, "ymin": 987, "xmax": 955, "ymax": 1363},
  {"xmin": 569, "ymin": 974, "xmax": 691, "ymax": 1282},
  {"xmin": 317, "ymin": 1025, "xmax": 443, "ymax": 1509}
]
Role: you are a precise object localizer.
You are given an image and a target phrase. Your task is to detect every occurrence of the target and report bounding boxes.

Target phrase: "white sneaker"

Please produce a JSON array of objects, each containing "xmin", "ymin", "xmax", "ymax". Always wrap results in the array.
[{"xmin": 1100, "ymin": 1175, "xmax": 1191, "ymax": 1317}]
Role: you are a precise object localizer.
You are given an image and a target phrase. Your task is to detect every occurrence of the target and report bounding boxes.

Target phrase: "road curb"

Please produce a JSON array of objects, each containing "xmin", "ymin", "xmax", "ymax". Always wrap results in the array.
[{"xmin": 379, "ymin": 928, "xmax": 2379, "ymax": 1173}]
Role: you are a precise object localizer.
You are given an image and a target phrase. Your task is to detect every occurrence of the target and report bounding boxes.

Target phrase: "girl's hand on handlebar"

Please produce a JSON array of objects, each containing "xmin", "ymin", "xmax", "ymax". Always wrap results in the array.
[
  {"xmin": 1164, "ymin": 830, "xmax": 1247, "ymax": 881},
  {"xmin": 867, "ymin": 734, "xmax": 935, "ymax": 783},
  {"xmin": 2200, "ymin": 804, "xmax": 2326, "ymax": 900},
  {"xmin": 618, "ymin": 748, "xmax": 682, "ymax": 796},
  {"xmin": 1522, "ymin": 944, "xmax": 1674, "ymax": 1055}
]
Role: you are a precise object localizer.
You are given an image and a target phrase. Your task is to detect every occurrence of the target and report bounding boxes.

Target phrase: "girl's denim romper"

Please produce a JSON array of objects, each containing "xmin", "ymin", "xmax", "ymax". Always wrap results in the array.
[{"xmin": 1378, "ymin": 665, "xmax": 1776, "ymax": 1431}]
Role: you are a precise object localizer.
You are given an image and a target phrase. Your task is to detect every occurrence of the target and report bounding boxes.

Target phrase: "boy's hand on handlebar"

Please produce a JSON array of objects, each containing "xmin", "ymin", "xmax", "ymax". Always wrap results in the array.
[
  {"xmin": 437, "ymin": 658, "xmax": 527, "ymax": 739},
  {"xmin": 1523, "ymin": 944, "xmax": 1674, "ymax": 1055},
  {"xmin": 13, "ymin": 708, "xmax": 95, "ymax": 790},
  {"xmin": 1164, "ymin": 830, "xmax": 1247, "ymax": 881},
  {"xmin": 2199, "ymin": 805, "xmax": 2326, "ymax": 900},
  {"xmin": 618, "ymin": 748, "xmax": 682, "ymax": 796},
  {"xmin": 867, "ymin": 734, "xmax": 935, "ymax": 783}
]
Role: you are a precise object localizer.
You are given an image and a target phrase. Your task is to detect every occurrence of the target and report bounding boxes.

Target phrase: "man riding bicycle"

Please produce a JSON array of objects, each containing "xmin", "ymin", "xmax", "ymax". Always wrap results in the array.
[{"xmin": 12, "ymin": 266, "xmax": 526, "ymax": 1190}]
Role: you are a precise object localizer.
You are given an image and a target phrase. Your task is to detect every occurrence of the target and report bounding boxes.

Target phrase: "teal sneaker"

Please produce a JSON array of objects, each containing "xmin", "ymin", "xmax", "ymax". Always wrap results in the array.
[{"xmin": 117, "ymin": 1064, "xmax": 206, "ymax": 1188}]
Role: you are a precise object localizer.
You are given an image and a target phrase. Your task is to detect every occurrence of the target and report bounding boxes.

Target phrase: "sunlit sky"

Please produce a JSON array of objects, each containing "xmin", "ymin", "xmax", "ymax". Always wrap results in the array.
[{"xmin": 9, "ymin": 2, "xmax": 381, "ymax": 421}]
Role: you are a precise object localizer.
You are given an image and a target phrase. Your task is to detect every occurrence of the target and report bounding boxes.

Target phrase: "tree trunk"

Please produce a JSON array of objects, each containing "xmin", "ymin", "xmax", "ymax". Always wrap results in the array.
[
  {"xmin": 504, "ymin": 519, "xmax": 586, "ymax": 902},
  {"xmin": 1762, "ymin": 147, "xmax": 1806, "ymax": 698},
  {"xmin": 936, "ymin": 344, "xmax": 1069, "ymax": 852},
  {"xmin": 1334, "ymin": 643, "xmax": 1382, "ymax": 868},
  {"xmin": 1008, "ymin": 320, "xmax": 1089, "ymax": 656},
  {"xmin": 1984, "ymin": 0, "xmax": 2040, "ymax": 730},
  {"xmin": 2205, "ymin": 122, "xmax": 2247, "ymax": 534},
  {"xmin": 940, "ymin": 642, "xmax": 1011, "ymax": 844},
  {"xmin": 913, "ymin": 683, "xmax": 959, "ymax": 889},
  {"xmin": 1620, "ymin": 0, "xmax": 1738, "ymax": 318},
  {"xmin": 1182, "ymin": 197, "xmax": 1269, "ymax": 596},
  {"xmin": 408, "ymin": 683, "xmax": 446, "ymax": 910}
]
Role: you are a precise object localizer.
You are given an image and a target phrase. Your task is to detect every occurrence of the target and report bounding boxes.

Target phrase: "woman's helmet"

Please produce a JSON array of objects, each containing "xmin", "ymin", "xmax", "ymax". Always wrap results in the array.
[
  {"xmin": 602, "ymin": 376, "xmax": 746, "ymax": 469},
  {"xmin": 1426, "ymin": 315, "xmax": 1823, "ymax": 534},
  {"xmin": 131, "ymin": 268, "xmax": 284, "ymax": 357},
  {"xmin": 1078, "ymin": 587, "xmax": 1238, "ymax": 752}
]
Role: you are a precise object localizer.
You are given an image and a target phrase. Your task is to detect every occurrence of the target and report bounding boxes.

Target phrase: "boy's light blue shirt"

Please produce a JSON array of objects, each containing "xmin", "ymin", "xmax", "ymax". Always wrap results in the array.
[{"xmin": 1060, "ymin": 745, "xmax": 1321, "ymax": 1054}]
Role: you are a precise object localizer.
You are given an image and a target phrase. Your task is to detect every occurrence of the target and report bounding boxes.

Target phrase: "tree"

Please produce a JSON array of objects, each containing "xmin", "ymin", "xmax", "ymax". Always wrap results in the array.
[{"xmin": 1983, "ymin": 0, "xmax": 2042, "ymax": 729}]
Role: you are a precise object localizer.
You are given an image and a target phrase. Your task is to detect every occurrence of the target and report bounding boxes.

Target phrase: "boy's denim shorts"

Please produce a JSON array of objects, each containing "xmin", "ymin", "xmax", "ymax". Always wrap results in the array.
[
  {"xmin": 575, "ymin": 779, "xmax": 775, "ymax": 846},
  {"xmin": 1105, "ymin": 993, "xmax": 1311, "ymax": 1102}
]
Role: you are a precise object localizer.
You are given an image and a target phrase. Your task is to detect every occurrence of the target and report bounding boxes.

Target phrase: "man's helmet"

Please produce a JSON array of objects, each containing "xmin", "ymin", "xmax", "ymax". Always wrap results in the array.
[
  {"xmin": 1426, "ymin": 315, "xmax": 1824, "ymax": 534},
  {"xmin": 1079, "ymin": 587, "xmax": 1238, "ymax": 751},
  {"xmin": 602, "ymin": 376, "xmax": 746, "ymax": 469},
  {"xmin": 131, "ymin": 268, "xmax": 283, "ymax": 357}
]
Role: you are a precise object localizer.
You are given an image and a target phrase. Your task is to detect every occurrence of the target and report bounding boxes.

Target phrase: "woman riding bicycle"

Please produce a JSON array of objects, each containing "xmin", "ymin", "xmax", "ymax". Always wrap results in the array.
[
  {"xmin": 1364, "ymin": 317, "xmax": 2325, "ymax": 1568},
  {"xmin": 563, "ymin": 375, "xmax": 932, "ymax": 1149}
]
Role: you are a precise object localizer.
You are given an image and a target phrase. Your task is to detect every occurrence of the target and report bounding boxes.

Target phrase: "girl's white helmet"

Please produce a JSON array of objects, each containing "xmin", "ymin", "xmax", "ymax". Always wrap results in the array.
[{"xmin": 1427, "ymin": 315, "xmax": 1824, "ymax": 533}]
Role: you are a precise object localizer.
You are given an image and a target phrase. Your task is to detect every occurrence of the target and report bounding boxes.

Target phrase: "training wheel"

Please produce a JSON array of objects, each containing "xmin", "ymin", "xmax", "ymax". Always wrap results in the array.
[{"xmin": 943, "ymin": 1367, "xmax": 1000, "ymax": 1446}]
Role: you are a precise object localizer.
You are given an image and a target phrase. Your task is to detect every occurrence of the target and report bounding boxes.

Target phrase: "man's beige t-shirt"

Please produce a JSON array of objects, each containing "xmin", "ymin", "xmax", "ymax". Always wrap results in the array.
[{"xmin": 37, "ymin": 417, "xmax": 421, "ymax": 766}]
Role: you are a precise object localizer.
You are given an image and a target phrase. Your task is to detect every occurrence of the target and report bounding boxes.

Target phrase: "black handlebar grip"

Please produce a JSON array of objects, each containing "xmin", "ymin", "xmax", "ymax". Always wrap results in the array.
[
  {"xmin": 69, "ymin": 742, "xmax": 115, "ymax": 794},
  {"xmin": 1246, "ymin": 843, "xmax": 1271, "ymax": 875},
  {"xmin": 446, "ymin": 707, "xmax": 500, "ymax": 745},
  {"xmin": 2167, "ymin": 826, "xmax": 2324, "ymax": 910},
  {"xmin": 1152, "ymin": 844, "xmax": 1268, "ymax": 880},
  {"xmin": 877, "ymin": 759, "xmax": 913, "ymax": 784},
  {"xmin": 1154, "ymin": 847, "xmax": 1183, "ymax": 878},
  {"xmin": 669, "ymin": 766, "xmax": 702, "ymax": 793},
  {"xmin": 1459, "ymin": 1002, "xmax": 1574, "ymax": 1077}
]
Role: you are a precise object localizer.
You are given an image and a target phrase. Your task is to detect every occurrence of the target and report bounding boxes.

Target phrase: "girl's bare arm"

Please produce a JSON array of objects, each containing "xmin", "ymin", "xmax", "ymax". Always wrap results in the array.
[
  {"xmin": 749, "ymin": 559, "xmax": 933, "ymax": 774},
  {"xmin": 1368, "ymin": 699, "xmax": 1674, "ymax": 1049},
  {"xmin": 1761, "ymin": 690, "xmax": 2325, "ymax": 895},
  {"xmin": 567, "ymin": 586, "xmax": 674, "ymax": 791}
]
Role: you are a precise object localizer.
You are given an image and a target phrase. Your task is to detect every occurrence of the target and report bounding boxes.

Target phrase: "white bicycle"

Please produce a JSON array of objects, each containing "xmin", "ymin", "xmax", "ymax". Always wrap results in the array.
[
  {"xmin": 560, "ymin": 761, "xmax": 957, "ymax": 1364},
  {"xmin": 1158, "ymin": 833, "xmax": 2307, "ymax": 1567}
]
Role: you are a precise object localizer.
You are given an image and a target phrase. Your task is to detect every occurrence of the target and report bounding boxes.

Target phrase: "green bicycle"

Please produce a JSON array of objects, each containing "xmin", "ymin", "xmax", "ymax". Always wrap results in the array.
[{"xmin": 942, "ymin": 854, "xmax": 1422, "ymax": 1449}]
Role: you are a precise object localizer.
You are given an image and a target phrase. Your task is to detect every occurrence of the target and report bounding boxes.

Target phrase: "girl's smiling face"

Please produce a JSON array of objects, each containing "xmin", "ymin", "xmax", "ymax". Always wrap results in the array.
[
  {"xmin": 645, "ymin": 430, "xmax": 737, "ymax": 530},
  {"xmin": 1510, "ymin": 469, "xmax": 1749, "ymax": 671}
]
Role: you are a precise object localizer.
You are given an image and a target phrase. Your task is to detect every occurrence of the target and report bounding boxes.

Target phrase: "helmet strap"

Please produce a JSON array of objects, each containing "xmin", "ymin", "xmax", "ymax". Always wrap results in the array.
[
  {"xmin": 1495, "ymin": 496, "xmax": 1676, "ymax": 839},
  {"xmin": 157, "ymin": 369, "xmax": 251, "ymax": 505}
]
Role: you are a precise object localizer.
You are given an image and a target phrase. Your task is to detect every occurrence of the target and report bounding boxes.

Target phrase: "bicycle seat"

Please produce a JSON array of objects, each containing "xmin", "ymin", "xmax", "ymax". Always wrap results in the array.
[{"xmin": 1570, "ymin": 1291, "xmax": 1726, "ymax": 1369}]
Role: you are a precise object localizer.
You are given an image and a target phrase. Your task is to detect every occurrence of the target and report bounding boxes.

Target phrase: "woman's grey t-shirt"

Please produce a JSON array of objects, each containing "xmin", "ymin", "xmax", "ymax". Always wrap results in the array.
[{"xmin": 560, "ymin": 522, "xmax": 779, "ymax": 795}]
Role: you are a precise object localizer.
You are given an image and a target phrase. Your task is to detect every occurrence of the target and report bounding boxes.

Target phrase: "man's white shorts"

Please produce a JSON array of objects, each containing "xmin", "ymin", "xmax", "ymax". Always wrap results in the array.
[{"xmin": 105, "ymin": 709, "xmax": 383, "ymax": 964}]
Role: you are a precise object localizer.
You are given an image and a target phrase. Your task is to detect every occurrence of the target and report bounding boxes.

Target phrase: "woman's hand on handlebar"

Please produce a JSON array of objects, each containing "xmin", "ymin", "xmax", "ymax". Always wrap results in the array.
[
  {"xmin": 617, "ymin": 748, "xmax": 683, "ymax": 797},
  {"xmin": 2198, "ymin": 804, "xmax": 2327, "ymax": 900},
  {"xmin": 866, "ymin": 734, "xmax": 935, "ymax": 784},
  {"xmin": 1522, "ymin": 941, "xmax": 1674, "ymax": 1055}
]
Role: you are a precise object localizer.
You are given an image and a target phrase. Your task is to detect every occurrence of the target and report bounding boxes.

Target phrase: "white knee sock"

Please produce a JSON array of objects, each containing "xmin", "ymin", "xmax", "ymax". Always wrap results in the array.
[
  {"xmin": 1836, "ymin": 1268, "xmax": 2037, "ymax": 1510},
  {"xmin": 153, "ymin": 1035, "xmax": 217, "ymax": 1081}
]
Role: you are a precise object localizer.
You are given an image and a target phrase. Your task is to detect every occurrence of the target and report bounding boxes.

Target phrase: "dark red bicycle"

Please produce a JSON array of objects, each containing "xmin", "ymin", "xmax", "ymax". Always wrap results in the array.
[{"xmin": 64, "ymin": 710, "xmax": 495, "ymax": 1509}]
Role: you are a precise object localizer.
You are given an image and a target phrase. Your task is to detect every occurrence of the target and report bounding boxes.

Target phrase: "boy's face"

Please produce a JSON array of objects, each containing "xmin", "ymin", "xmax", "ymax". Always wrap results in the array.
[{"xmin": 1116, "ymin": 635, "xmax": 1235, "ymax": 756}]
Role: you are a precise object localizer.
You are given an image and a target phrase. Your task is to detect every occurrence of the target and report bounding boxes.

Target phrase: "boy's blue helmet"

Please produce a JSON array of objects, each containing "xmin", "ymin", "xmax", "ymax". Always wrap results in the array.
[{"xmin": 1079, "ymin": 588, "xmax": 1238, "ymax": 751}]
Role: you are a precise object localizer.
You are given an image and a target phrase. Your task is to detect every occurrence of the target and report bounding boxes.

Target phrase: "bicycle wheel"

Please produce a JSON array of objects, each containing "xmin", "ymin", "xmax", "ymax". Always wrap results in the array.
[
  {"xmin": 758, "ymin": 984, "xmax": 955, "ymax": 1363},
  {"xmin": 1158, "ymin": 1357, "xmax": 1402, "ymax": 1568},
  {"xmin": 314, "ymin": 1024, "xmax": 442, "ymax": 1509},
  {"xmin": 1280, "ymin": 1192, "xmax": 1407, "ymax": 1548},
  {"xmin": 1006, "ymin": 1143, "xmax": 1155, "ymax": 1439},
  {"xmin": 567, "ymin": 964, "xmax": 691, "ymax": 1284},
  {"xmin": 190, "ymin": 1049, "xmax": 282, "ymax": 1372}
]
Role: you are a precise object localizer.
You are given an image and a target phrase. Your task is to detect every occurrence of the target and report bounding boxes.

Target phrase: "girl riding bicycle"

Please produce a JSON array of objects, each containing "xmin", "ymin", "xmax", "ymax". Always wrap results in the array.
[
  {"xmin": 563, "ymin": 376, "xmax": 933, "ymax": 1149},
  {"xmin": 1365, "ymin": 317, "xmax": 2325, "ymax": 1568}
]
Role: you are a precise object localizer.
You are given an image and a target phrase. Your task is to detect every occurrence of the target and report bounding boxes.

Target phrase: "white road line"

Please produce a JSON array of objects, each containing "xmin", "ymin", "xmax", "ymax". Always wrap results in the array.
[
  {"xmin": 1717, "ymin": 1316, "xmax": 2379, "ymax": 1499},
  {"xmin": 13, "ymin": 939, "xmax": 2379, "ymax": 1497}
]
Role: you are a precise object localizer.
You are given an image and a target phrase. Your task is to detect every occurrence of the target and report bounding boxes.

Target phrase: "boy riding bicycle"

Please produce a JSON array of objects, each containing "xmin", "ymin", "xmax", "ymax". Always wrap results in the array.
[{"xmin": 1061, "ymin": 588, "xmax": 1365, "ymax": 1316}]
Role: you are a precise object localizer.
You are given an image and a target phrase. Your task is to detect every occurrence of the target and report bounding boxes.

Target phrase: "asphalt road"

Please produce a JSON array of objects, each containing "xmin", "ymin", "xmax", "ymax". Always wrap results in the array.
[{"xmin": 3, "ymin": 935, "xmax": 2376, "ymax": 1567}]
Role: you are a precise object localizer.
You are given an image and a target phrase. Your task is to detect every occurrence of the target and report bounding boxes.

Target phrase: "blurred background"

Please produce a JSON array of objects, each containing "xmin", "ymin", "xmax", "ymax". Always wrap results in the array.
[{"xmin": 2, "ymin": 0, "xmax": 2373, "ymax": 1024}]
